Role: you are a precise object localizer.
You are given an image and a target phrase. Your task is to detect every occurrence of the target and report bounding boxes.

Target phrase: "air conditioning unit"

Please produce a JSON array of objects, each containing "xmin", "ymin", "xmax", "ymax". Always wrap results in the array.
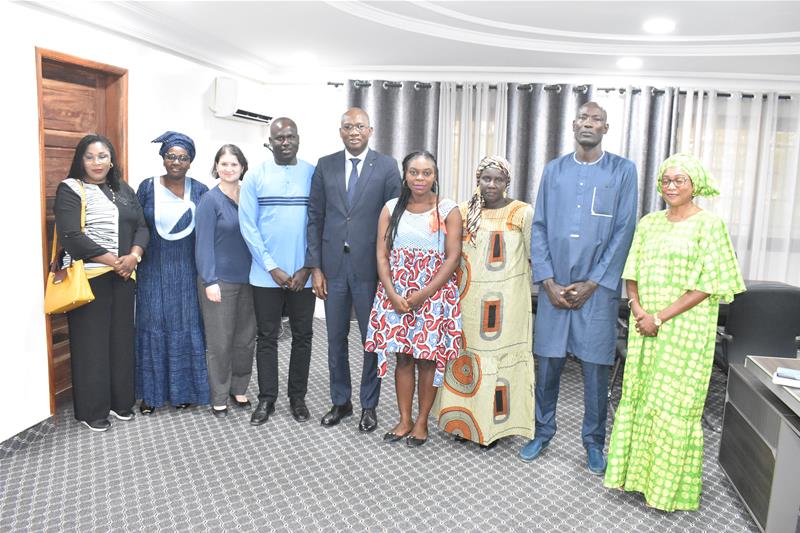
[{"xmin": 209, "ymin": 76, "xmax": 272, "ymax": 124}]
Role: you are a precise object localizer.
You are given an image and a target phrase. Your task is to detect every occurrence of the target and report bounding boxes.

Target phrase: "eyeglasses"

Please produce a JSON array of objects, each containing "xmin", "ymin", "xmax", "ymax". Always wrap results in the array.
[
  {"xmin": 660, "ymin": 176, "xmax": 691, "ymax": 188},
  {"xmin": 164, "ymin": 153, "xmax": 191, "ymax": 163},
  {"xmin": 341, "ymin": 124, "xmax": 369, "ymax": 132},
  {"xmin": 83, "ymin": 153, "xmax": 110, "ymax": 163}
]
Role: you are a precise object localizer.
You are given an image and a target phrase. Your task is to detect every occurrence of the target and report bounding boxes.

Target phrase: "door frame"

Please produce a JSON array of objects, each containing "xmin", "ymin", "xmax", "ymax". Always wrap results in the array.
[{"xmin": 36, "ymin": 47, "xmax": 128, "ymax": 414}]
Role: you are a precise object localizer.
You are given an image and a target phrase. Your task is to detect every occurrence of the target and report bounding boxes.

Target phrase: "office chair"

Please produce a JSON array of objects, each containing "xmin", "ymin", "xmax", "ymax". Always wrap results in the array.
[
  {"xmin": 716, "ymin": 282, "xmax": 800, "ymax": 372},
  {"xmin": 607, "ymin": 303, "xmax": 631, "ymax": 416}
]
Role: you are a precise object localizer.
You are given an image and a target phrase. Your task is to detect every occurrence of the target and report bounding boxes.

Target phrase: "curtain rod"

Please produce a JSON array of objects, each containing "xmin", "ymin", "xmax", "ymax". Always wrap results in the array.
[
  {"xmin": 328, "ymin": 81, "xmax": 498, "ymax": 90},
  {"xmin": 517, "ymin": 84, "xmax": 792, "ymax": 100},
  {"xmin": 330, "ymin": 81, "xmax": 791, "ymax": 100}
]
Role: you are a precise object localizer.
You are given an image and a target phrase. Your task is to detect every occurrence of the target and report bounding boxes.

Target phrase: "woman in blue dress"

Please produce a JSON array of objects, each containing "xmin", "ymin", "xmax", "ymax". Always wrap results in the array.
[{"xmin": 136, "ymin": 131, "xmax": 209, "ymax": 414}]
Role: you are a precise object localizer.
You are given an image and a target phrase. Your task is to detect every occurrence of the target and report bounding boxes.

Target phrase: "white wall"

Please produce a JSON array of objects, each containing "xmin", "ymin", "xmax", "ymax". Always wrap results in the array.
[{"xmin": 0, "ymin": 1, "xmax": 346, "ymax": 442}]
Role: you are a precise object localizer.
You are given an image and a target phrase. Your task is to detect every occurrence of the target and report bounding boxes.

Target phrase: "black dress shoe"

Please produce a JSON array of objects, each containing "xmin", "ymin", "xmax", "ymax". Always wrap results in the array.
[
  {"xmin": 289, "ymin": 398, "xmax": 310, "ymax": 422},
  {"xmin": 175, "ymin": 403, "xmax": 192, "ymax": 410},
  {"xmin": 320, "ymin": 402, "xmax": 353, "ymax": 427},
  {"xmin": 139, "ymin": 402, "xmax": 155, "ymax": 415},
  {"xmin": 358, "ymin": 408, "xmax": 378, "ymax": 433},
  {"xmin": 250, "ymin": 401, "xmax": 275, "ymax": 426},
  {"xmin": 211, "ymin": 407, "xmax": 228, "ymax": 418},
  {"xmin": 229, "ymin": 394, "xmax": 251, "ymax": 408}
]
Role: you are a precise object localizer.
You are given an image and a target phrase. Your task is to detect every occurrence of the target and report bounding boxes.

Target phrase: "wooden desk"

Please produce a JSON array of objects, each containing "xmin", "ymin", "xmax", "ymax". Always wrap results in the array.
[{"xmin": 719, "ymin": 357, "xmax": 800, "ymax": 533}]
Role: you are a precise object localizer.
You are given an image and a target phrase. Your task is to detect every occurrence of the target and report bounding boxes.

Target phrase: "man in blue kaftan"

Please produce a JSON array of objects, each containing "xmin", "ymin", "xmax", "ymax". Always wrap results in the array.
[{"xmin": 519, "ymin": 102, "xmax": 638, "ymax": 475}]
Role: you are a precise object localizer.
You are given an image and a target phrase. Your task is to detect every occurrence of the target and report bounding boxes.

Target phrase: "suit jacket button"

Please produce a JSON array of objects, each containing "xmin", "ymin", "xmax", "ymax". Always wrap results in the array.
[{"xmin": 346, "ymin": 217, "xmax": 351, "ymax": 221}]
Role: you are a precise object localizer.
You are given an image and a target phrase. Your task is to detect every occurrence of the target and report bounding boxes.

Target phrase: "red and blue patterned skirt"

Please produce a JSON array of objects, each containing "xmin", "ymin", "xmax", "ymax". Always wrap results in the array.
[{"xmin": 365, "ymin": 247, "xmax": 462, "ymax": 387}]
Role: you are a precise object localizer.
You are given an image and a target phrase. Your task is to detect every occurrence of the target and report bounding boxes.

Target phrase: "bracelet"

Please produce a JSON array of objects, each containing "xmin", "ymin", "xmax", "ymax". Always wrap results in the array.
[{"xmin": 627, "ymin": 298, "xmax": 634, "ymax": 308}]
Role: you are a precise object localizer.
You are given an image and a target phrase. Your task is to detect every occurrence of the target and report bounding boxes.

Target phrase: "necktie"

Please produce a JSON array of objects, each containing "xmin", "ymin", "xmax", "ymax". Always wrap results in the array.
[{"xmin": 347, "ymin": 157, "xmax": 360, "ymax": 205}]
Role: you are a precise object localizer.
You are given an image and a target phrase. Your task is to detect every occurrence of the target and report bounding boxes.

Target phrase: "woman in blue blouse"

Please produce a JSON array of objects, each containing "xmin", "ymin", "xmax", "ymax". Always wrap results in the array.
[
  {"xmin": 196, "ymin": 144, "xmax": 256, "ymax": 417},
  {"xmin": 135, "ymin": 131, "xmax": 209, "ymax": 414}
]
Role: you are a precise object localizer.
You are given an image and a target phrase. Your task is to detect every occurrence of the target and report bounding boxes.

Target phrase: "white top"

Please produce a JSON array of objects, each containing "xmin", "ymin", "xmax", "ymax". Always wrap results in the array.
[{"xmin": 386, "ymin": 197, "xmax": 457, "ymax": 253}]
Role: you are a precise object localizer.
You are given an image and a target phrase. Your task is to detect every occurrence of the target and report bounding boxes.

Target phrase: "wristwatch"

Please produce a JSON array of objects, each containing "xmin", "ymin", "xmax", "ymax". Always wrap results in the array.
[
  {"xmin": 131, "ymin": 251, "xmax": 142, "ymax": 263},
  {"xmin": 653, "ymin": 313, "xmax": 662, "ymax": 327}
]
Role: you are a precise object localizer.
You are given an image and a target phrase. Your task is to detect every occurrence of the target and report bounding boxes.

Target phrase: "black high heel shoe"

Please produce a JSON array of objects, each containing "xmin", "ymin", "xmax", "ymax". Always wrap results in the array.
[
  {"xmin": 175, "ymin": 403, "xmax": 192, "ymax": 410},
  {"xmin": 139, "ymin": 402, "xmax": 155, "ymax": 415},
  {"xmin": 229, "ymin": 394, "xmax": 251, "ymax": 408}
]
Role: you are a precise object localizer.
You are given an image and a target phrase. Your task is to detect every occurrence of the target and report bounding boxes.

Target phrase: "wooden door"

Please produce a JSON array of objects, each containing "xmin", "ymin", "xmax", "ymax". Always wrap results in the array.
[{"xmin": 36, "ymin": 48, "xmax": 127, "ymax": 413}]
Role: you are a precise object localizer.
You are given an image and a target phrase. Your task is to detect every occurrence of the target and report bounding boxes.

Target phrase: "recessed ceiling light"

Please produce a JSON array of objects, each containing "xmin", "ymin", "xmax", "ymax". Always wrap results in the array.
[
  {"xmin": 643, "ymin": 17, "xmax": 676, "ymax": 35},
  {"xmin": 617, "ymin": 57, "xmax": 643, "ymax": 70}
]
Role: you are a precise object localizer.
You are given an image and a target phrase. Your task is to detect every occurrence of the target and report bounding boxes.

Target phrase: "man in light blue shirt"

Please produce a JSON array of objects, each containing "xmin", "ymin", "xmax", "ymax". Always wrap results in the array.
[
  {"xmin": 239, "ymin": 117, "xmax": 316, "ymax": 426},
  {"xmin": 519, "ymin": 102, "xmax": 638, "ymax": 474}
]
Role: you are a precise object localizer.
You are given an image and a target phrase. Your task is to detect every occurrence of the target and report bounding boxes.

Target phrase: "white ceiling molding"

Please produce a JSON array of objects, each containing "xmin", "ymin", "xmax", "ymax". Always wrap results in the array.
[
  {"xmin": 411, "ymin": 1, "xmax": 800, "ymax": 43},
  {"xmin": 111, "ymin": 1, "xmax": 276, "ymax": 70},
  {"xmin": 25, "ymin": 0, "xmax": 276, "ymax": 81},
  {"xmin": 327, "ymin": 1, "xmax": 800, "ymax": 56},
  {"xmin": 21, "ymin": 1, "xmax": 800, "ymax": 90}
]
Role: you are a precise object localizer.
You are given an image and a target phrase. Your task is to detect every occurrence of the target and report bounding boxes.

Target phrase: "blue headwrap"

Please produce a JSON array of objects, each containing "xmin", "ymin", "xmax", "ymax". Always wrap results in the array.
[{"xmin": 152, "ymin": 131, "xmax": 196, "ymax": 162}]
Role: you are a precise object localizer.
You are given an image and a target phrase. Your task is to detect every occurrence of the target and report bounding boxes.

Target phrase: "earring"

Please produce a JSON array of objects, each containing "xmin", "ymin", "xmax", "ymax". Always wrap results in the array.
[
  {"xmin": 109, "ymin": 163, "xmax": 114, "ymax": 168},
  {"xmin": 503, "ymin": 188, "xmax": 507, "ymax": 198}
]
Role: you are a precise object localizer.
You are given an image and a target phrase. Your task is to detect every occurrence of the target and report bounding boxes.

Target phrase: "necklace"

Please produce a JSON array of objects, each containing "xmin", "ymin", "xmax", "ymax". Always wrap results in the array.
[{"xmin": 102, "ymin": 182, "xmax": 116, "ymax": 204}]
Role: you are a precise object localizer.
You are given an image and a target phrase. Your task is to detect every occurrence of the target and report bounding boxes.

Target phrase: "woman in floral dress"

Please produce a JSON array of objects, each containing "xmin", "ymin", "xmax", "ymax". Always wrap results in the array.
[
  {"xmin": 365, "ymin": 151, "xmax": 462, "ymax": 447},
  {"xmin": 604, "ymin": 153, "xmax": 745, "ymax": 511}
]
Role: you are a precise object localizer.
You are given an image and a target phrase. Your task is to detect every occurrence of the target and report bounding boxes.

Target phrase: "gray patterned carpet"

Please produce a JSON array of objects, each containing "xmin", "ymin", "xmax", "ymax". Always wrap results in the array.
[{"xmin": 1, "ymin": 318, "xmax": 757, "ymax": 532}]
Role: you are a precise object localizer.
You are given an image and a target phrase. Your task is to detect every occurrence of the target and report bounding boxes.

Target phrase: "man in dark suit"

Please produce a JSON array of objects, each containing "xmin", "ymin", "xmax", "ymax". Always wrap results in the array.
[{"xmin": 306, "ymin": 107, "xmax": 401, "ymax": 433}]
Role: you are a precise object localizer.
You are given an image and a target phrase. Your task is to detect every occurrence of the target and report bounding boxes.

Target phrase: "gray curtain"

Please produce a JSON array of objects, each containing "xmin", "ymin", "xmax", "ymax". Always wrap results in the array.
[
  {"xmin": 505, "ymin": 84, "xmax": 591, "ymax": 205},
  {"xmin": 616, "ymin": 86, "xmax": 678, "ymax": 216},
  {"xmin": 347, "ymin": 80, "xmax": 440, "ymax": 164},
  {"xmin": 505, "ymin": 83, "xmax": 677, "ymax": 217}
]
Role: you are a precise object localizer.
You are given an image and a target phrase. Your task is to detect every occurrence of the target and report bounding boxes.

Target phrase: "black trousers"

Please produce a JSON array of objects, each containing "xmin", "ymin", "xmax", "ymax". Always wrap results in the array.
[
  {"xmin": 252, "ymin": 287, "xmax": 315, "ymax": 402},
  {"xmin": 66, "ymin": 271, "xmax": 135, "ymax": 422}
]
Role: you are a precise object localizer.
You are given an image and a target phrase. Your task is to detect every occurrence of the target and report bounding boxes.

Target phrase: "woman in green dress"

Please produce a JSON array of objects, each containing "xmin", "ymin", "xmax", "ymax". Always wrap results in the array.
[
  {"xmin": 604, "ymin": 153, "xmax": 745, "ymax": 511},
  {"xmin": 435, "ymin": 156, "xmax": 535, "ymax": 448}
]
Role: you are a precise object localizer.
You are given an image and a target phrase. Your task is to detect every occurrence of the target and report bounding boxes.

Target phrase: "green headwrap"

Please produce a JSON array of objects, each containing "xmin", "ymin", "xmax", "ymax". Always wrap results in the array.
[{"xmin": 657, "ymin": 153, "xmax": 720, "ymax": 198}]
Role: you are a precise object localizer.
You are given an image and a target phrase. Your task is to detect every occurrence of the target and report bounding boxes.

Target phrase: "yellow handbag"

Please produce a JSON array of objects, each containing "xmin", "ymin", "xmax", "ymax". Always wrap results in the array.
[{"xmin": 44, "ymin": 181, "xmax": 95, "ymax": 314}]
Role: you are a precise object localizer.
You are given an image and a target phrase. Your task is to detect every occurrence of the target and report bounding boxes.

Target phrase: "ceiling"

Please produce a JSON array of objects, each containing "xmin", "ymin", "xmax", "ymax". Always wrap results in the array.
[{"xmin": 30, "ymin": 1, "xmax": 800, "ymax": 88}]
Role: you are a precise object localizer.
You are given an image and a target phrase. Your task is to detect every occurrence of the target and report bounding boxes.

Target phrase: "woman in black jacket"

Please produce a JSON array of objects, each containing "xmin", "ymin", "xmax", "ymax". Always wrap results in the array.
[{"xmin": 53, "ymin": 134, "xmax": 149, "ymax": 432}]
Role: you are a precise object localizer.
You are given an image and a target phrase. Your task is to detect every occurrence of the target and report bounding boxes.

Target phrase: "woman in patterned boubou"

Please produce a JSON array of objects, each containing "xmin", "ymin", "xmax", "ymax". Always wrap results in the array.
[
  {"xmin": 435, "ymin": 156, "xmax": 535, "ymax": 450},
  {"xmin": 603, "ymin": 153, "xmax": 745, "ymax": 511},
  {"xmin": 365, "ymin": 151, "xmax": 463, "ymax": 447},
  {"xmin": 135, "ymin": 131, "xmax": 210, "ymax": 414}
]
